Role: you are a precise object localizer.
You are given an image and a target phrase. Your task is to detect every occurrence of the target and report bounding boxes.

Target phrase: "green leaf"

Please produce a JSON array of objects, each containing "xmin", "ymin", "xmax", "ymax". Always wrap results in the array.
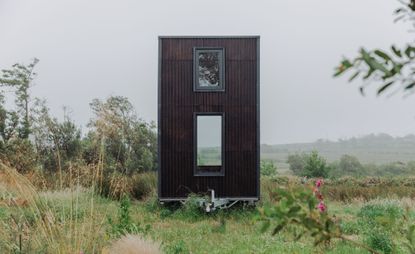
[
  {"xmin": 348, "ymin": 71, "xmax": 360, "ymax": 82},
  {"xmin": 405, "ymin": 82, "xmax": 415, "ymax": 90},
  {"xmin": 287, "ymin": 206, "xmax": 302, "ymax": 216},
  {"xmin": 405, "ymin": 46, "xmax": 415, "ymax": 59},
  {"xmin": 341, "ymin": 59, "xmax": 352, "ymax": 68},
  {"xmin": 374, "ymin": 50, "xmax": 392, "ymax": 62},
  {"xmin": 362, "ymin": 49, "xmax": 391, "ymax": 75},
  {"xmin": 392, "ymin": 46, "xmax": 402, "ymax": 57},
  {"xmin": 363, "ymin": 68, "xmax": 374, "ymax": 80},
  {"xmin": 334, "ymin": 59, "xmax": 353, "ymax": 77},
  {"xmin": 260, "ymin": 220, "xmax": 271, "ymax": 233},
  {"xmin": 377, "ymin": 81, "xmax": 394, "ymax": 95},
  {"xmin": 272, "ymin": 222, "xmax": 286, "ymax": 235}
]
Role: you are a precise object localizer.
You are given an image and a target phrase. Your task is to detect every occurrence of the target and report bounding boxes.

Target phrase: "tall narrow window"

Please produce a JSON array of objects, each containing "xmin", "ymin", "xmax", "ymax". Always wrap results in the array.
[
  {"xmin": 194, "ymin": 113, "xmax": 224, "ymax": 176},
  {"xmin": 193, "ymin": 48, "xmax": 225, "ymax": 91}
]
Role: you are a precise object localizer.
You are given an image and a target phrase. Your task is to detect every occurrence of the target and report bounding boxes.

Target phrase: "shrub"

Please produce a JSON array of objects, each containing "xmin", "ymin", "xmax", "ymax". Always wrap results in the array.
[
  {"xmin": 286, "ymin": 153, "xmax": 308, "ymax": 175},
  {"xmin": 107, "ymin": 195, "xmax": 150, "ymax": 238},
  {"xmin": 340, "ymin": 220, "xmax": 361, "ymax": 235},
  {"xmin": 261, "ymin": 160, "xmax": 277, "ymax": 177},
  {"xmin": 1, "ymin": 139, "xmax": 37, "ymax": 173},
  {"xmin": 364, "ymin": 229, "xmax": 394, "ymax": 254},
  {"xmin": 164, "ymin": 240, "xmax": 190, "ymax": 254},
  {"xmin": 358, "ymin": 201, "xmax": 403, "ymax": 229},
  {"xmin": 302, "ymin": 151, "xmax": 330, "ymax": 178},
  {"xmin": 131, "ymin": 171, "xmax": 157, "ymax": 200}
]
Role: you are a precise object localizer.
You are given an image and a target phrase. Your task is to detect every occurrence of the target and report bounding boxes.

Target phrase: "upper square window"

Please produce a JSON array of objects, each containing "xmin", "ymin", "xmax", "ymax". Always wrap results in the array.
[{"xmin": 193, "ymin": 48, "xmax": 225, "ymax": 91}]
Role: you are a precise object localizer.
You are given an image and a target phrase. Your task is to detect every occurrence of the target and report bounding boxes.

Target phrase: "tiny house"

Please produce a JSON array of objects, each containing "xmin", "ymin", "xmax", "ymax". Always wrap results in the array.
[{"xmin": 158, "ymin": 36, "xmax": 260, "ymax": 205}]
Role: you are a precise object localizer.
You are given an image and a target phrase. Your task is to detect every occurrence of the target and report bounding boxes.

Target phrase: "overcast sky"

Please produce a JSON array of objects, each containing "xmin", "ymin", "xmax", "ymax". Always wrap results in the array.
[{"xmin": 1, "ymin": 0, "xmax": 415, "ymax": 144}]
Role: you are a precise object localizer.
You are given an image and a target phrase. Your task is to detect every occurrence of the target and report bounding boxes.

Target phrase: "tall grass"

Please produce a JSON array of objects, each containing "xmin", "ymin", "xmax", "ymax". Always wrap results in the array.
[{"xmin": 0, "ymin": 163, "xmax": 108, "ymax": 253}]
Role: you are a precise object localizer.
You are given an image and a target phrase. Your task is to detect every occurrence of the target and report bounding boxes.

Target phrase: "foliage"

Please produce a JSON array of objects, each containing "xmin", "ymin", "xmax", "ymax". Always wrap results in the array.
[
  {"xmin": 334, "ymin": 0, "xmax": 415, "ymax": 96},
  {"xmin": 0, "ymin": 58, "xmax": 39, "ymax": 139},
  {"xmin": 302, "ymin": 151, "xmax": 330, "ymax": 178},
  {"xmin": 338, "ymin": 154, "xmax": 364, "ymax": 176},
  {"xmin": 286, "ymin": 152, "xmax": 308, "ymax": 175},
  {"xmin": 85, "ymin": 96, "xmax": 157, "ymax": 174},
  {"xmin": 364, "ymin": 229, "xmax": 394, "ymax": 254},
  {"xmin": 259, "ymin": 180, "xmax": 382, "ymax": 254},
  {"xmin": 164, "ymin": 240, "xmax": 190, "ymax": 254},
  {"xmin": 286, "ymin": 151, "xmax": 330, "ymax": 177},
  {"xmin": 107, "ymin": 195, "xmax": 150, "ymax": 238},
  {"xmin": 260, "ymin": 160, "xmax": 277, "ymax": 176},
  {"xmin": 31, "ymin": 99, "xmax": 82, "ymax": 174}
]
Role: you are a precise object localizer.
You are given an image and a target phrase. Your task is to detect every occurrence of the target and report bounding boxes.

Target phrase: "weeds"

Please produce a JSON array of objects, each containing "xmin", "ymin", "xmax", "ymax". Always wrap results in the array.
[{"xmin": 107, "ymin": 195, "xmax": 150, "ymax": 238}]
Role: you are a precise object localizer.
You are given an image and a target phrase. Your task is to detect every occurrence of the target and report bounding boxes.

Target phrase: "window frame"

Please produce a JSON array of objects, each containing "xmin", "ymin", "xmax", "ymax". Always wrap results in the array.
[
  {"xmin": 193, "ymin": 47, "xmax": 225, "ymax": 92},
  {"xmin": 193, "ymin": 112, "xmax": 225, "ymax": 177}
]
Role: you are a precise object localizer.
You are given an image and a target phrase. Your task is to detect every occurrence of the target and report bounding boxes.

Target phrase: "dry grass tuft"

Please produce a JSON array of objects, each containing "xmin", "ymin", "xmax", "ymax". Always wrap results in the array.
[
  {"xmin": 105, "ymin": 234, "xmax": 162, "ymax": 254},
  {"xmin": 0, "ymin": 162, "xmax": 107, "ymax": 253}
]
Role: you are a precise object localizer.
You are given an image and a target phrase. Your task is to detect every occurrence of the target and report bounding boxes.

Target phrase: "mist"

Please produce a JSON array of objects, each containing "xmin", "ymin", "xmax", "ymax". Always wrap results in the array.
[{"xmin": 1, "ymin": 0, "xmax": 415, "ymax": 144}]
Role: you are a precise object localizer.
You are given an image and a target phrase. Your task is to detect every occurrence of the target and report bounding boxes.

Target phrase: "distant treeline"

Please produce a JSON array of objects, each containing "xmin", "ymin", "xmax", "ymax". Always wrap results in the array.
[
  {"xmin": 286, "ymin": 152, "xmax": 415, "ymax": 178},
  {"xmin": 262, "ymin": 133, "xmax": 415, "ymax": 165}
]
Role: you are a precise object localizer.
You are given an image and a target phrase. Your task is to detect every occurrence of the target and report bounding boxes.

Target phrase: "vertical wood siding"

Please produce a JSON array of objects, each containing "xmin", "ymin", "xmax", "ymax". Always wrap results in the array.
[{"xmin": 159, "ymin": 37, "xmax": 259, "ymax": 199}]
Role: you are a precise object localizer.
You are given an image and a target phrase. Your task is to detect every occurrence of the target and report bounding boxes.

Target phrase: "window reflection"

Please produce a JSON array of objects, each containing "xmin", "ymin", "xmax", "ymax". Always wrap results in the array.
[
  {"xmin": 198, "ymin": 52, "xmax": 220, "ymax": 87},
  {"xmin": 197, "ymin": 115, "xmax": 222, "ymax": 166}
]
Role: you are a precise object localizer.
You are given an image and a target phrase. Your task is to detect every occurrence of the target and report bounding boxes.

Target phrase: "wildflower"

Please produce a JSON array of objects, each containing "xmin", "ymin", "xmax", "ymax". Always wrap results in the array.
[
  {"xmin": 316, "ymin": 192, "xmax": 323, "ymax": 201},
  {"xmin": 315, "ymin": 179, "xmax": 323, "ymax": 188},
  {"xmin": 317, "ymin": 201, "xmax": 326, "ymax": 212}
]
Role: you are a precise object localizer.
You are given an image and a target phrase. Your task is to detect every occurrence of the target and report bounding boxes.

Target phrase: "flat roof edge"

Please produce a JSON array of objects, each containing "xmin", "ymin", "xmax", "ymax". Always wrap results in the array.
[{"xmin": 158, "ymin": 35, "xmax": 260, "ymax": 39}]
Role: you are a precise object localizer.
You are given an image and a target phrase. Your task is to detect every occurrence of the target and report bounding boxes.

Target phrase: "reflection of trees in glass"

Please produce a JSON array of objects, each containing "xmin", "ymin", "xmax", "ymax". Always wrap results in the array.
[
  {"xmin": 197, "ymin": 147, "xmax": 221, "ymax": 166},
  {"xmin": 198, "ymin": 52, "xmax": 219, "ymax": 87}
]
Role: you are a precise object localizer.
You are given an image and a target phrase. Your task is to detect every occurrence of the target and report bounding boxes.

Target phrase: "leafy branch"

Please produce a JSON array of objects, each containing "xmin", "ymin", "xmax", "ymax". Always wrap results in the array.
[
  {"xmin": 334, "ymin": 0, "xmax": 415, "ymax": 96},
  {"xmin": 259, "ymin": 182, "xmax": 381, "ymax": 254}
]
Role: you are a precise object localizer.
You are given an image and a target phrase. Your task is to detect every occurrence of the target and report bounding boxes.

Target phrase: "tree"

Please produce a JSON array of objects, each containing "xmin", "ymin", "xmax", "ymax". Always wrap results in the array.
[
  {"xmin": 334, "ymin": 1, "xmax": 415, "ymax": 96},
  {"xmin": 0, "ymin": 58, "xmax": 39, "ymax": 138},
  {"xmin": 31, "ymin": 99, "xmax": 82, "ymax": 177},
  {"xmin": 287, "ymin": 153, "xmax": 308, "ymax": 175},
  {"xmin": 86, "ymin": 96, "xmax": 157, "ymax": 174},
  {"xmin": 261, "ymin": 160, "xmax": 278, "ymax": 176},
  {"xmin": 302, "ymin": 151, "xmax": 330, "ymax": 178},
  {"xmin": 338, "ymin": 154, "xmax": 364, "ymax": 176}
]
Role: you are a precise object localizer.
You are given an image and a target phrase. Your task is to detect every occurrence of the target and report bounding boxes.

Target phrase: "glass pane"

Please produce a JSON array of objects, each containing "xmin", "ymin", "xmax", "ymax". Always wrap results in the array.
[
  {"xmin": 197, "ymin": 115, "xmax": 222, "ymax": 166},
  {"xmin": 198, "ymin": 51, "xmax": 220, "ymax": 87}
]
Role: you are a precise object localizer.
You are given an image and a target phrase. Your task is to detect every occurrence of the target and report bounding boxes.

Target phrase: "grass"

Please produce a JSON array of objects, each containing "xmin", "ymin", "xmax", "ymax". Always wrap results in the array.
[{"xmin": 1, "ymin": 167, "xmax": 415, "ymax": 253}]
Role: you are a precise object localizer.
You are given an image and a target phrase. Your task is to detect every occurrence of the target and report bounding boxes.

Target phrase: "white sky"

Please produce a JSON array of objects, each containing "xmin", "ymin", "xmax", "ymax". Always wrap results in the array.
[{"xmin": 1, "ymin": 0, "xmax": 415, "ymax": 144}]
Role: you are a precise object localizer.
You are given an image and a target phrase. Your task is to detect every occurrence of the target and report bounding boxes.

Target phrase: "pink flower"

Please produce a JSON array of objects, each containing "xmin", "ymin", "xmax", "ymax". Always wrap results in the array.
[
  {"xmin": 316, "ymin": 179, "xmax": 324, "ymax": 188},
  {"xmin": 317, "ymin": 201, "xmax": 326, "ymax": 212}
]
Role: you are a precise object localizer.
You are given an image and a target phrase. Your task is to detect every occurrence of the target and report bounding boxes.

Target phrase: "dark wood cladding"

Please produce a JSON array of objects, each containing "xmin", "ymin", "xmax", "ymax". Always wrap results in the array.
[{"xmin": 158, "ymin": 37, "xmax": 260, "ymax": 199}]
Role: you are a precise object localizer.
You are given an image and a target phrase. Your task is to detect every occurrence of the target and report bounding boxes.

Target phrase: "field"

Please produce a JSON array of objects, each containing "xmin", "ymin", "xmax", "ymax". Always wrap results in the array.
[
  {"xmin": 1, "ymin": 164, "xmax": 415, "ymax": 254},
  {"xmin": 262, "ymin": 134, "xmax": 415, "ymax": 172}
]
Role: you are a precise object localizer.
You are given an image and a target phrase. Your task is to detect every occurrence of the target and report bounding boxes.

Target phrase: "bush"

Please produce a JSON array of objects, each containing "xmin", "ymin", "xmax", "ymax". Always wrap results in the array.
[
  {"xmin": 364, "ymin": 229, "xmax": 394, "ymax": 254},
  {"xmin": 131, "ymin": 172, "xmax": 157, "ymax": 200},
  {"xmin": 101, "ymin": 171, "xmax": 157, "ymax": 200},
  {"xmin": 358, "ymin": 201, "xmax": 403, "ymax": 229},
  {"xmin": 2, "ymin": 139, "xmax": 37, "ymax": 173},
  {"xmin": 107, "ymin": 196, "xmax": 150, "ymax": 238},
  {"xmin": 286, "ymin": 153, "xmax": 308, "ymax": 175},
  {"xmin": 302, "ymin": 151, "xmax": 330, "ymax": 178},
  {"xmin": 340, "ymin": 220, "xmax": 361, "ymax": 235},
  {"xmin": 164, "ymin": 240, "xmax": 190, "ymax": 254},
  {"xmin": 261, "ymin": 160, "xmax": 277, "ymax": 177}
]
